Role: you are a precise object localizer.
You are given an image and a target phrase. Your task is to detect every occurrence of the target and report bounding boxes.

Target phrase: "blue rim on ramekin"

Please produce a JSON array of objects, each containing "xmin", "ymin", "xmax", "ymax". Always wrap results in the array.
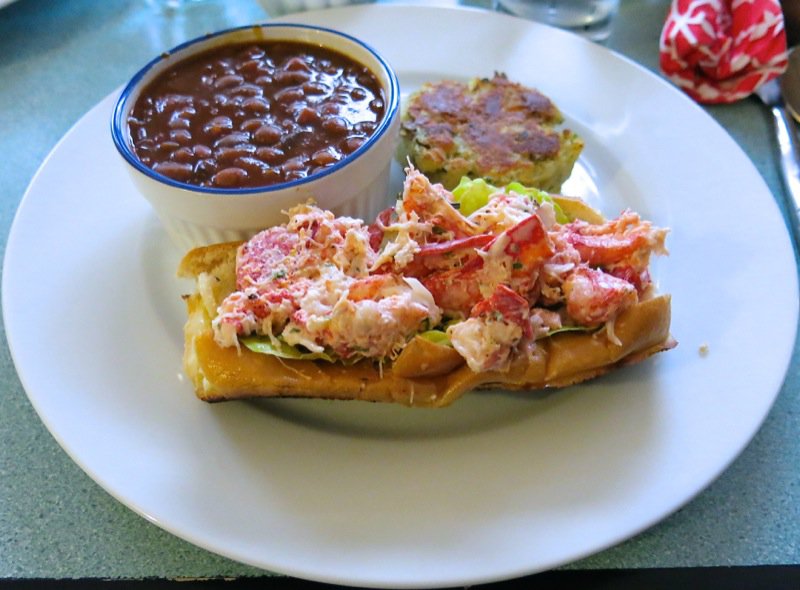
[{"xmin": 110, "ymin": 23, "xmax": 400, "ymax": 195}]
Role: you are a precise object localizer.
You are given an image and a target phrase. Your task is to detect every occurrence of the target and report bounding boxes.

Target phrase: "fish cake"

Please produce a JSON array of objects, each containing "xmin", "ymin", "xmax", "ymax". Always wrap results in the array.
[{"xmin": 400, "ymin": 73, "xmax": 583, "ymax": 192}]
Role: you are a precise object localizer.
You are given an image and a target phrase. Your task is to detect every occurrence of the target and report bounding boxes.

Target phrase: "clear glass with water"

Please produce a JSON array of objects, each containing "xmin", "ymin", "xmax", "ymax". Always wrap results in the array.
[{"xmin": 495, "ymin": 0, "xmax": 620, "ymax": 41}]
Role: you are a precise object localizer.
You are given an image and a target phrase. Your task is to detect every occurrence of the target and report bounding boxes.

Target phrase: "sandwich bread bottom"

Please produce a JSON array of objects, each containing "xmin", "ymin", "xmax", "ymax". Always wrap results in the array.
[{"xmin": 179, "ymin": 242, "xmax": 675, "ymax": 408}]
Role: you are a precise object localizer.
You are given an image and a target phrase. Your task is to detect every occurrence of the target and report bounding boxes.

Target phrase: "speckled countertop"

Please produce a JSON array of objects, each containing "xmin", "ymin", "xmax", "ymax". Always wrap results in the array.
[{"xmin": 0, "ymin": 0, "xmax": 798, "ymax": 582}]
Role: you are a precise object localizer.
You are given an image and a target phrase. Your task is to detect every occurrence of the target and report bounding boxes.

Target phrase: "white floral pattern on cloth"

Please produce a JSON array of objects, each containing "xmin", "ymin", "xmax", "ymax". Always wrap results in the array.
[{"xmin": 659, "ymin": 0, "xmax": 788, "ymax": 104}]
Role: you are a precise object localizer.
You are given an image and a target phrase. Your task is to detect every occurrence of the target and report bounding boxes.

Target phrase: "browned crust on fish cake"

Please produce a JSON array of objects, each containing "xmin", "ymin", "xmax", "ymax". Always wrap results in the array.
[{"xmin": 400, "ymin": 73, "xmax": 584, "ymax": 192}]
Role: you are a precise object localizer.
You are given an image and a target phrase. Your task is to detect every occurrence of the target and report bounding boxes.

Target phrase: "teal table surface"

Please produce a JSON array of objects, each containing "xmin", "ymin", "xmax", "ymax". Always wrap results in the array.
[{"xmin": 1, "ymin": 0, "xmax": 798, "ymax": 581}]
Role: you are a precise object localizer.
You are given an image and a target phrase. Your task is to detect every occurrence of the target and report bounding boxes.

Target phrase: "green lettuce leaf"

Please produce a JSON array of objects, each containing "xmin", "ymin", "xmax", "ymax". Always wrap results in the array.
[
  {"xmin": 419, "ymin": 329, "xmax": 452, "ymax": 347},
  {"xmin": 504, "ymin": 182, "xmax": 569, "ymax": 224},
  {"xmin": 451, "ymin": 177, "xmax": 498, "ymax": 216},
  {"xmin": 241, "ymin": 336, "xmax": 335, "ymax": 362},
  {"xmin": 417, "ymin": 320, "xmax": 598, "ymax": 351},
  {"xmin": 451, "ymin": 177, "xmax": 569, "ymax": 223},
  {"xmin": 546, "ymin": 325, "xmax": 595, "ymax": 337}
]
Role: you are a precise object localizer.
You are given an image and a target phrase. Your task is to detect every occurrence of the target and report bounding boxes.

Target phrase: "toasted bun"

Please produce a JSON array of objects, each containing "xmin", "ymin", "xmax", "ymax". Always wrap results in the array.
[{"xmin": 178, "ymin": 241, "xmax": 674, "ymax": 408}]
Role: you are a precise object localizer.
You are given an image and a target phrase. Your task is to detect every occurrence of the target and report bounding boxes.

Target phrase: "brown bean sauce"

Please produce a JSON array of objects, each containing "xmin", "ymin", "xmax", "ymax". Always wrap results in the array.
[{"xmin": 128, "ymin": 41, "xmax": 386, "ymax": 189}]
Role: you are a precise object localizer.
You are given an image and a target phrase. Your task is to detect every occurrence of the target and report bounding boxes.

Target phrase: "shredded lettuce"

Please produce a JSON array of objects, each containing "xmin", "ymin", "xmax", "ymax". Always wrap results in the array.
[
  {"xmin": 419, "ymin": 317, "xmax": 596, "ymax": 349},
  {"xmin": 240, "ymin": 321, "xmax": 596, "ymax": 366},
  {"xmin": 451, "ymin": 177, "xmax": 569, "ymax": 223},
  {"xmin": 241, "ymin": 336, "xmax": 335, "ymax": 362},
  {"xmin": 241, "ymin": 336, "xmax": 370, "ymax": 365},
  {"xmin": 546, "ymin": 325, "xmax": 594, "ymax": 337}
]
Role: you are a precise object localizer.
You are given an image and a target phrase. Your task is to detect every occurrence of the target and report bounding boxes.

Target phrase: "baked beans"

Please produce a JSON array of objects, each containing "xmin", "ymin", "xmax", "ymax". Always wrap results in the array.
[{"xmin": 128, "ymin": 41, "xmax": 386, "ymax": 189}]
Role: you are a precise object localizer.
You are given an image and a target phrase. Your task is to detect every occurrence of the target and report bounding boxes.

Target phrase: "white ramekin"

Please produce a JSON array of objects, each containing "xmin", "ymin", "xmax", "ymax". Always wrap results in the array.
[{"xmin": 111, "ymin": 23, "xmax": 400, "ymax": 251}]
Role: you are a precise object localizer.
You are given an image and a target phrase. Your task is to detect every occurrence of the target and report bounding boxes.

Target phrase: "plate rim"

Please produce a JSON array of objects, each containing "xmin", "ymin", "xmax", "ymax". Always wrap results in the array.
[{"xmin": 3, "ymin": 4, "xmax": 798, "ymax": 588}]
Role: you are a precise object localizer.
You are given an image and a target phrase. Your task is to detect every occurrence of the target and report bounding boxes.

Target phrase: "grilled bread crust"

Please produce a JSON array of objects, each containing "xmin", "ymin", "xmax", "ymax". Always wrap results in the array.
[{"xmin": 178, "ymin": 242, "xmax": 674, "ymax": 408}]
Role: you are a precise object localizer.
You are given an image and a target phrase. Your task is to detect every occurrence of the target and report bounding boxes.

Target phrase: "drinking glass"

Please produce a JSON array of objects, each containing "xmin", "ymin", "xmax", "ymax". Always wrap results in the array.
[{"xmin": 495, "ymin": 0, "xmax": 620, "ymax": 41}]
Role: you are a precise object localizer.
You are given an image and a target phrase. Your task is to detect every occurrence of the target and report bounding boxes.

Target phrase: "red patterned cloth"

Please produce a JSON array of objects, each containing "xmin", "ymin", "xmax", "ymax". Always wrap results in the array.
[{"xmin": 659, "ymin": 0, "xmax": 788, "ymax": 104}]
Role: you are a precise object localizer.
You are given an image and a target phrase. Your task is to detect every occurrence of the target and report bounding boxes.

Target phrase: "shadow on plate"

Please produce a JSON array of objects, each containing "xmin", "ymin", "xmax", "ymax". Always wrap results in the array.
[{"xmin": 247, "ymin": 386, "xmax": 573, "ymax": 441}]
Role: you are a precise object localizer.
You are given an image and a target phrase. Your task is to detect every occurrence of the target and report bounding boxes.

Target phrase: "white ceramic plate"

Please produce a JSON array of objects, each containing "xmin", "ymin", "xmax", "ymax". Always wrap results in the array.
[{"xmin": 4, "ymin": 5, "xmax": 797, "ymax": 588}]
